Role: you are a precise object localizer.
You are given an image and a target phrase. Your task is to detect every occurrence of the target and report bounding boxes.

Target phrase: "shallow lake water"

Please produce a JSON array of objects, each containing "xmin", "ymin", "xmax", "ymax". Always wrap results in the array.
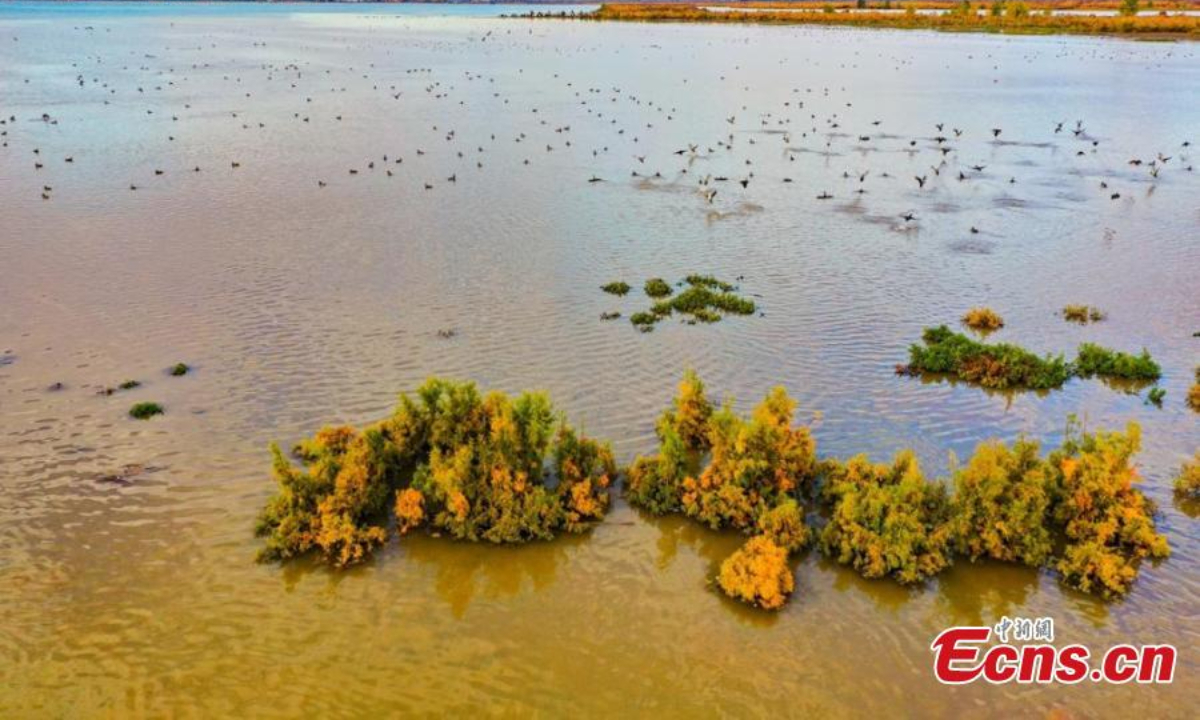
[{"xmin": 1, "ymin": 2, "xmax": 1198, "ymax": 716}]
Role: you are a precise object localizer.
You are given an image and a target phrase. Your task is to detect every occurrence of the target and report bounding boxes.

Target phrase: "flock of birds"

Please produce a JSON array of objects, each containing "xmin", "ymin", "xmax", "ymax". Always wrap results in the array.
[{"xmin": 1, "ymin": 17, "xmax": 1194, "ymax": 234}]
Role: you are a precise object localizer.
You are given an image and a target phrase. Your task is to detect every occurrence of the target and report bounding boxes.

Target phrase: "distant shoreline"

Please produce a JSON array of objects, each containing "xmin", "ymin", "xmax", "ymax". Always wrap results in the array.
[{"xmin": 513, "ymin": 2, "xmax": 1200, "ymax": 40}]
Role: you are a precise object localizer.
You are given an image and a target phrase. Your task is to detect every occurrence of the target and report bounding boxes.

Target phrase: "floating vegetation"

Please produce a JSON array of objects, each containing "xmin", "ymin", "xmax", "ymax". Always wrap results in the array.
[
  {"xmin": 255, "ymin": 378, "xmax": 615, "ymax": 567},
  {"xmin": 1074, "ymin": 343, "xmax": 1161, "ymax": 382},
  {"xmin": 1062, "ymin": 304, "xmax": 1106, "ymax": 324},
  {"xmin": 961, "ymin": 307, "xmax": 1005, "ymax": 333},
  {"xmin": 170, "ymin": 363, "xmax": 190, "ymax": 376},
  {"xmin": 1175, "ymin": 453, "xmax": 1200, "ymax": 500},
  {"xmin": 1189, "ymin": 368, "xmax": 1200, "ymax": 412},
  {"xmin": 1146, "ymin": 387, "xmax": 1166, "ymax": 406},
  {"xmin": 118, "ymin": 379, "xmax": 142, "ymax": 390},
  {"xmin": 685, "ymin": 274, "xmax": 735, "ymax": 292},
  {"xmin": 717, "ymin": 535, "xmax": 793, "ymax": 610},
  {"xmin": 902, "ymin": 326, "xmax": 1162, "ymax": 391},
  {"xmin": 903, "ymin": 325, "xmax": 1070, "ymax": 390},
  {"xmin": 820, "ymin": 451, "xmax": 954, "ymax": 585},
  {"xmin": 644, "ymin": 277, "xmax": 673, "ymax": 298},
  {"xmin": 601, "ymin": 281, "xmax": 630, "ymax": 296},
  {"xmin": 129, "ymin": 402, "xmax": 163, "ymax": 420}
]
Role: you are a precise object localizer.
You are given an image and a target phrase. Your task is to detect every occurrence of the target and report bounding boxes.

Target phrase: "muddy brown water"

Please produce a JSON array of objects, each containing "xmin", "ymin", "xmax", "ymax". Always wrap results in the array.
[{"xmin": 1, "ymin": 3, "xmax": 1198, "ymax": 716}]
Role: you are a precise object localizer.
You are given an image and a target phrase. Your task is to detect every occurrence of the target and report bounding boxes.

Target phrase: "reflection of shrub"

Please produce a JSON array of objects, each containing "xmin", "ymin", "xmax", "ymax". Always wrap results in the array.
[
  {"xmin": 952, "ymin": 438, "xmax": 1052, "ymax": 566},
  {"xmin": 256, "ymin": 378, "xmax": 614, "ymax": 566},
  {"xmin": 1175, "ymin": 453, "xmax": 1200, "ymax": 499},
  {"xmin": 820, "ymin": 451, "xmax": 954, "ymax": 584},
  {"xmin": 1050, "ymin": 420, "xmax": 1168, "ymax": 598},
  {"xmin": 718, "ymin": 535, "xmax": 793, "ymax": 610}
]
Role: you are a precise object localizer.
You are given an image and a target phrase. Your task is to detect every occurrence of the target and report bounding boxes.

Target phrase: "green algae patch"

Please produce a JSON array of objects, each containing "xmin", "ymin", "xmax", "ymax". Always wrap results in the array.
[{"xmin": 255, "ymin": 378, "xmax": 616, "ymax": 567}]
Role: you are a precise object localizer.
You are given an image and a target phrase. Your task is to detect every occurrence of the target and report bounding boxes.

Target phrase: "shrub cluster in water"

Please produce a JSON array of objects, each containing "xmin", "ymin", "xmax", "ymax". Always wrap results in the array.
[
  {"xmin": 255, "ymin": 378, "xmax": 615, "ymax": 567},
  {"xmin": 902, "ymin": 325, "xmax": 1160, "ymax": 390},
  {"xmin": 627, "ymin": 372, "xmax": 1168, "ymax": 609}
]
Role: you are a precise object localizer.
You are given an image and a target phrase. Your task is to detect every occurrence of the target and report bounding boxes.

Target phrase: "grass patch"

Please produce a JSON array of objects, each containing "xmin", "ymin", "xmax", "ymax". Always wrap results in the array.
[
  {"xmin": 170, "ymin": 363, "xmax": 190, "ymax": 376},
  {"xmin": 129, "ymin": 402, "xmax": 163, "ymax": 420},
  {"xmin": 1146, "ymin": 387, "xmax": 1166, "ymax": 406}
]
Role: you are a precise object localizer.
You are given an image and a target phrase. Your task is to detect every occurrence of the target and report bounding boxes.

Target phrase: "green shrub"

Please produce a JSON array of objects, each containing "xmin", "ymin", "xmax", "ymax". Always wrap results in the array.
[
  {"xmin": 757, "ymin": 499, "xmax": 811, "ymax": 553},
  {"xmin": 820, "ymin": 451, "xmax": 954, "ymax": 584},
  {"xmin": 644, "ymin": 278, "xmax": 673, "ymax": 298},
  {"xmin": 952, "ymin": 437, "xmax": 1052, "ymax": 566},
  {"xmin": 601, "ymin": 281, "xmax": 630, "ymax": 296},
  {"xmin": 256, "ymin": 378, "xmax": 615, "ymax": 565},
  {"xmin": 905, "ymin": 325, "xmax": 1070, "ymax": 390},
  {"xmin": 1175, "ymin": 452, "xmax": 1200, "ymax": 499},
  {"xmin": 1074, "ymin": 343, "xmax": 1161, "ymax": 381},
  {"xmin": 128, "ymin": 401, "xmax": 163, "ymax": 420},
  {"xmin": 170, "ymin": 363, "xmax": 190, "ymax": 376},
  {"xmin": 717, "ymin": 535, "xmax": 793, "ymax": 610},
  {"xmin": 680, "ymin": 387, "xmax": 817, "ymax": 531},
  {"xmin": 1049, "ymin": 420, "xmax": 1168, "ymax": 598}
]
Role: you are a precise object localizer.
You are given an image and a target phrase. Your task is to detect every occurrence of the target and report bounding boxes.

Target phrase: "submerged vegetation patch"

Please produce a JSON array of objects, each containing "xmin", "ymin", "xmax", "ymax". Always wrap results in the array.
[
  {"xmin": 255, "ymin": 378, "xmax": 615, "ymax": 567},
  {"xmin": 626, "ymin": 371, "xmax": 1168, "ymax": 608},
  {"xmin": 901, "ymin": 325, "xmax": 1163, "ymax": 391}
]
